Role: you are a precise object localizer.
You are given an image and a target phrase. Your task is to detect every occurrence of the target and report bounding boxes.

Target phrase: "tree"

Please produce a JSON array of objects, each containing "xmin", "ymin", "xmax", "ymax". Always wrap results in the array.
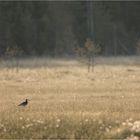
[{"xmin": 76, "ymin": 38, "xmax": 100, "ymax": 72}]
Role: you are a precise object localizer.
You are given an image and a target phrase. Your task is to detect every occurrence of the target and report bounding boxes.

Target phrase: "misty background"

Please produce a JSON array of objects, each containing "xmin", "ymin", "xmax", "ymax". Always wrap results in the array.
[{"xmin": 0, "ymin": 1, "xmax": 140, "ymax": 57}]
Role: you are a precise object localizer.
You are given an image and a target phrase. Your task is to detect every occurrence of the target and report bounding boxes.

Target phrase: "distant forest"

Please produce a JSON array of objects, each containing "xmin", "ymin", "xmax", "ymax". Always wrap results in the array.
[{"xmin": 0, "ymin": 1, "xmax": 140, "ymax": 57}]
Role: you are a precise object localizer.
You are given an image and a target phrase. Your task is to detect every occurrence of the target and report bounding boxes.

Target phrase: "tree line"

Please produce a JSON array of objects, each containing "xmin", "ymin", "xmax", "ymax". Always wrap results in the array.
[{"xmin": 0, "ymin": 1, "xmax": 140, "ymax": 57}]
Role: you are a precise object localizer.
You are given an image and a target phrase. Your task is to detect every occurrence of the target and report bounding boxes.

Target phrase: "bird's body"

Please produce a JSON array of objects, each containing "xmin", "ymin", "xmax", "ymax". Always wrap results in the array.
[{"xmin": 18, "ymin": 99, "xmax": 28, "ymax": 106}]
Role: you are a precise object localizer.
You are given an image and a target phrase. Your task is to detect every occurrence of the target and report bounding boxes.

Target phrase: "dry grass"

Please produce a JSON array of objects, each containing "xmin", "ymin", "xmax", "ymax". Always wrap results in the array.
[{"xmin": 0, "ymin": 56, "xmax": 140, "ymax": 139}]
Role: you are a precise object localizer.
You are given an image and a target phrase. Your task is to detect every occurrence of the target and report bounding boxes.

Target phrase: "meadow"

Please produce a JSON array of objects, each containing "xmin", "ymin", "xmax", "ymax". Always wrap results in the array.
[{"xmin": 0, "ymin": 56, "xmax": 140, "ymax": 139}]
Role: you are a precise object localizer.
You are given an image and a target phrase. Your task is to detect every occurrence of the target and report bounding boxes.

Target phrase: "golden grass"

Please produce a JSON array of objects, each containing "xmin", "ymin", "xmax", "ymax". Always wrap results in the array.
[{"xmin": 0, "ymin": 56, "xmax": 140, "ymax": 139}]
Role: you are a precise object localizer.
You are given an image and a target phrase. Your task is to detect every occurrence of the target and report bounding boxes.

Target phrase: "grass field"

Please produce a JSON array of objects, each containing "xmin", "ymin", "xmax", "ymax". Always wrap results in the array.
[{"xmin": 0, "ymin": 56, "xmax": 140, "ymax": 139}]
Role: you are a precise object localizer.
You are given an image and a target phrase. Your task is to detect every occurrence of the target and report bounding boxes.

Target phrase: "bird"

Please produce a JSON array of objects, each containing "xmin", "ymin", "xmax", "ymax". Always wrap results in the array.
[{"xmin": 18, "ymin": 99, "xmax": 29, "ymax": 106}]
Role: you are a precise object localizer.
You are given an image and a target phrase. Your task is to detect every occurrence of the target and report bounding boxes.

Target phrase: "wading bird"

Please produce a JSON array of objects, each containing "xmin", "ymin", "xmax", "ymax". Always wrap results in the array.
[{"xmin": 18, "ymin": 99, "xmax": 29, "ymax": 106}]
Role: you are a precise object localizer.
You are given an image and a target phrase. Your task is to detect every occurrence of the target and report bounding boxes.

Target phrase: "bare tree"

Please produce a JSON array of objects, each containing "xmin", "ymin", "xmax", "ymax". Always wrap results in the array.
[
  {"xmin": 5, "ymin": 46, "xmax": 23, "ymax": 72},
  {"xmin": 85, "ymin": 38, "xmax": 100, "ymax": 72},
  {"xmin": 76, "ymin": 38, "xmax": 100, "ymax": 72}
]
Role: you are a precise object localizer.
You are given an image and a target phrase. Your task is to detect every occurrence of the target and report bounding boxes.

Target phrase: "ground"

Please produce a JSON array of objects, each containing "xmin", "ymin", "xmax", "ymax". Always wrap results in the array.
[{"xmin": 0, "ymin": 56, "xmax": 140, "ymax": 139}]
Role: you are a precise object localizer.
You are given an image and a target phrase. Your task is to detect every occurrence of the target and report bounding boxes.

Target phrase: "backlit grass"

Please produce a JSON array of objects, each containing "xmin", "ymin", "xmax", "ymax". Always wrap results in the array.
[{"xmin": 0, "ymin": 56, "xmax": 140, "ymax": 139}]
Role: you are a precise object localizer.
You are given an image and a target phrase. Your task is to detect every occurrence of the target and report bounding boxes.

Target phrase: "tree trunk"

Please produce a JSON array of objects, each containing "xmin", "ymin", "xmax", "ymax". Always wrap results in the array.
[
  {"xmin": 91, "ymin": 55, "xmax": 94, "ymax": 72},
  {"xmin": 88, "ymin": 56, "xmax": 91, "ymax": 72},
  {"xmin": 86, "ymin": 0, "xmax": 94, "ymax": 39},
  {"xmin": 113, "ymin": 24, "xmax": 117, "ymax": 56}
]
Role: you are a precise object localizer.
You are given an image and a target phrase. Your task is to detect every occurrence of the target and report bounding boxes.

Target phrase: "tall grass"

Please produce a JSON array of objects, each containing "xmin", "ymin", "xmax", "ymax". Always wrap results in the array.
[{"xmin": 0, "ymin": 56, "xmax": 140, "ymax": 139}]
